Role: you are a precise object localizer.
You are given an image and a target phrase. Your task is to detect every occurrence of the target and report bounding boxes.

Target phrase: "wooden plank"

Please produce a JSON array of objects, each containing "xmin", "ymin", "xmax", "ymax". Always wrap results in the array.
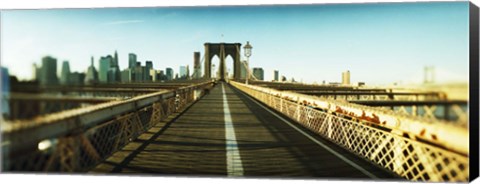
[{"xmin": 91, "ymin": 82, "xmax": 399, "ymax": 179}]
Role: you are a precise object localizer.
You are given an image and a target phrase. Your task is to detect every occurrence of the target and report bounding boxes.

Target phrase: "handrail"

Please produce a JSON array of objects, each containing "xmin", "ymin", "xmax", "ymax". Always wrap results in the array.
[
  {"xmin": 2, "ymin": 81, "xmax": 213, "ymax": 156},
  {"xmin": 230, "ymin": 81, "xmax": 469, "ymax": 156},
  {"xmin": 230, "ymin": 81, "xmax": 469, "ymax": 182}
]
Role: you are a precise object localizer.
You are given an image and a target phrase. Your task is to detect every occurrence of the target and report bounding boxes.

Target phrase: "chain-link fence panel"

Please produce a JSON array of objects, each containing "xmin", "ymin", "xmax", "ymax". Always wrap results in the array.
[
  {"xmin": 2, "ymin": 82, "xmax": 212, "ymax": 173},
  {"xmin": 231, "ymin": 81, "xmax": 469, "ymax": 182}
]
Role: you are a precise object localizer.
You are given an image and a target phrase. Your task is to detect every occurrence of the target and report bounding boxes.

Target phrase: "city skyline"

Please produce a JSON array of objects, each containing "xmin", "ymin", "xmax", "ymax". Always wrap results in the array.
[{"xmin": 1, "ymin": 1, "xmax": 470, "ymax": 85}]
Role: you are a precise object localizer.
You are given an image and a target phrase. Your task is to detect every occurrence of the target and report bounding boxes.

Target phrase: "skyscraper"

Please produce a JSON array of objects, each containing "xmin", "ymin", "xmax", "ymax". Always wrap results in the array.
[
  {"xmin": 128, "ymin": 53, "xmax": 137, "ymax": 69},
  {"xmin": 133, "ymin": 62, "xmax": 146, "ymax": 82},
  {"xmin": 252, "ymin": 67, "xmax": 264, "ymax": 81},
  {"xmin": 145, "ymin": 61, "xmax": 153, "ymax": 81},
  {"xmin": 114, "ymin": 50, "xmax": 119, "ymax": 66},
  {"xmin": 166, "ymin": 68, "xmax": 173, "ymax": 80},
  {"xmin": 32, "ymin": 63, "xmax": 39, "ymax": 81},
  {"xmin": 69, "ymin": 72, "xmax": 85, "ymax": 85},
  {"xmin": 1, "ymin": 67, "xmax": 10, "ymax": 118},
  {"xmin": 149, "ymin": 69, "xmax": 164, "ymax": 82},
  {"xmin": 145, "ymin": 61, "xmax": 153, "ymax": 70},
  {"xmin": 85, "ymin": 56, "xmax": 99, "ymax": 85},
  {"xmin": 273, "ymin": 70, "xmax": 279, "ymax": 82},
  {"xmin": 179, "ymin": 66, "xmax": 187, "ymax": 79},
  {"xmin": 342, "ymin": 70, "xmax": 351, "ymax": 85},
  {"xmin": 40, "ymin": 56, "xmax": 59, "ymax": 86},
  {"xmin": 60, "ymin": 60, "xmax": 71, "ymax": 85},
  {"xmin": 109, "ymin": 51, "xmax": 121, "ymax": 83},
  {"xmin": 107, "ymin": 67, "xmax": 119, "ymax": 83},
  {"xmin": 149, "ymin": 70, "xmax": 156, "ymax": 82},
  {"xmin": 121, "ymin": 68, "xmax": 134, "ymax": 83},
  {"xmin": 99, "ymin": 55, "xmax": 112, "ymax": 83},
  {"xmin": 159, "ymin": 70, "xmax": 166, "ymax": 80},
  {"xmin": 193, "ymin": 52, "xmax": 201, "ymax": 79}
]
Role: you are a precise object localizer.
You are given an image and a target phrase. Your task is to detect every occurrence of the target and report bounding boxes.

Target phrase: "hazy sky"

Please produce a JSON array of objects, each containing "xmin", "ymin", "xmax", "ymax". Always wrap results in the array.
[{"xmin": 0, "ymin": 2, "xmax": 470, "ymax": 85}]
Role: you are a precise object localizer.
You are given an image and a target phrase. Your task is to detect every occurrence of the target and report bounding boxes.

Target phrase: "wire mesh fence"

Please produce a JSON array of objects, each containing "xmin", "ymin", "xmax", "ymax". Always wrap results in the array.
[
  {"xmin": 231, "ymin": 81, "xmax": 469, "ymax": 182},
  {"xmin": 2, "ymin": 82, "xmax": 212, "ymax": 172}
]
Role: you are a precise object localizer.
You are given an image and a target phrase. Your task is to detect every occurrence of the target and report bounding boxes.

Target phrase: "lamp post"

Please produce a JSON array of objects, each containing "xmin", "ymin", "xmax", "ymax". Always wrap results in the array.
[
  {"xmin": 212, "ymin": 64, "xmax": 215, "ymax": 79},
  {"xmin": 243, "ymin": 41, "xmax": 252, "ymax": 85}
]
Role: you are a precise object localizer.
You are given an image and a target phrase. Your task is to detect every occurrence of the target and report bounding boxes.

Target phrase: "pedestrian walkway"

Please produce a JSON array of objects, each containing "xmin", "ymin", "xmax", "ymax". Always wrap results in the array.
[{"xmin": 91, "ymin": 82, "xmax": 399, "ymax": 179}]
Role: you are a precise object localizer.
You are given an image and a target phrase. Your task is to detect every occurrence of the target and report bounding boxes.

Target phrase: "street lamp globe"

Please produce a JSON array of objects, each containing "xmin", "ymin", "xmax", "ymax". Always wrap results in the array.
[
  {"xmin": 243, "ymin": 41, "xmax": 253, "ymax": 85},
  {"xmin": 243, "ymin": 41, "xmax": 252, "ymax": 58}
]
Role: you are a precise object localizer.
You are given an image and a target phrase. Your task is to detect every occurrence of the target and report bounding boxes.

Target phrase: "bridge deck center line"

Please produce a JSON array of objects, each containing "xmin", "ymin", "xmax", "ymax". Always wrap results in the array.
[{"xmin": 222, "ymin": 83, "xmax": 244, "ymax": 176}]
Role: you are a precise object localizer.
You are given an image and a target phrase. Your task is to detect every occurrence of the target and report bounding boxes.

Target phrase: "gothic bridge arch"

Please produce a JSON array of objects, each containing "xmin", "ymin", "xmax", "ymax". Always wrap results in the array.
[{"xmin": 204, "ymin": 42, "xmax": 241, "ymax": 80}]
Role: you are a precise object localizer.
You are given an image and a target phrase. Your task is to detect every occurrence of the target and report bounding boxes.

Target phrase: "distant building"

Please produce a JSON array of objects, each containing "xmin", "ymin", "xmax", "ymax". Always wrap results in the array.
[
  {"xmin": 110, "ymin": 51, "xmax": 121, "ymax": 82},
  {"xmin": 133, "ymin": 66, "xmax": 143, "ymax": 82},
  {"xmin": 358, "ymin": 82, "xmax": 366, "ymax": 87},
  {"xmin": 32, "ymin": 63, "xmax": 39, "ymax": 81},
  {"xmin": 281, "ymin": 75, "xmax": 287, "ymax": 82},
  {"xmin": 149, "ymin": 69, "xmax": 157, "ymax": 81},
  {"xmin": 114, "ymin": 51, "xmax": 119, "ymax": 66},
  {"xmin": 193, "ymin": 52, "xmax": 201, "ymax": 79},
  {"xmin": 69, "ymin": 72, "xmax": 85, "ymax": 85},
  {"xmin": 60, "ymin": 60, "xmax": 71, "ymax": 85},
  {"xmin": 85, "ymin": 56, "xmax": 99, "ymax": 85},
  {"xmin": 107, "ymin": 67, "xmax": 120, "ymax": 83},
  {"xmin": 121, "ymin": 68, "xmax": 134, "ymax": 83},
  {"xmin": 95, "ymin": 52, "xmax": 121, "ymax": 83},
  {"xmin": 40, "ymin": 56, "xmax": 59, "ymax": 86},
  {"xmin": 150, "ymin": 69, "xmax": 165, "ymax": 82},
  {"xmin": 342, "ymin": 70, "xmax": 351, "ymax": 85},
  {"xmin": 179, "ymin": 66, "xmax": 187, "ymax": 79},
  {"xmin": 145, "ymin": 61, "xmax": 153, "ymax": 81},
  {"xmin": 1, "ymin": 67, "xmax": 10, "ymax": 119},
  {"xmin": 424, "ymin": 66, "xmax": 435, "ymax": 84},
  {"xmin": 146, "ymin": 61, "xmax": 153, "ymax": 70},
  {"xmin": 166, "ymin": 68, "xmax": 173, "ymax": 80},
  {"xmin": 149, "ymin": 69, "xmax": 155, "ymax": 81},
  {"xmin": 143, "ymin": 68, "xmax": 149, "ymax": 81},
  {"xmin": 186, "ymin": 65, "xmax": 190, "ymax": 79},
  {"xmin": 240, "ymin": 60, "xmax": 247, "ymax": 79},
  {"xmin": 273, "ymin": 70, "xmax": 279, "ymax": 81},
  {"xmin": 252, "ymin": 67, "xmax": 264, "ymax": 81},
  {"xmin": 128, "ymin": 53, "xmax": 137, "ymax": 69},
  {"xmin": 228, "ymin": 68, "xmax": 233, "ymax": 79},
  {"xmin": 134, "ymin": 62, "xmax": 148, "ymax": 82},
  {"xmin": 99, "ymin": 56, "xmax": 112, "ymax": 83},
  {"xmin": 159, "ymin": 70, "xmax": 166, "ymax": 81}
]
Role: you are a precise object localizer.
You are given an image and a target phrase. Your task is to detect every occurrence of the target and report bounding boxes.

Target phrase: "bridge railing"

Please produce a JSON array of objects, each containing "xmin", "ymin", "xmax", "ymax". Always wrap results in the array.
[
  {"xmin": 352, "ymin": 100, "xmax": 468, "ymax": 125},
  {"xmin": 1, "ymin": 81, "xmax": 214, "ymax": 172},
  {"xmin": 7, "ymin": 93, "xmax": 120, "ymax": 120},
  {"xmin": 292, "ymin": 91, "xmax": 445, "ymax": 101},
  {"xmin": 271, "ymin": 88, "xmax": 467, "ymax": 124},
  {"xmin": 230, "ymin": 81, "xmax": 469, "ymax": 182}
]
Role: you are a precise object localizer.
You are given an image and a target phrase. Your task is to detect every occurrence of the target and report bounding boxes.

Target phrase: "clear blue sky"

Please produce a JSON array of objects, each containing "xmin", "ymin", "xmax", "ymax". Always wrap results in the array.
[{"xmin": 0, "ymin": 2, "xmax": 469, "ymax": 85}]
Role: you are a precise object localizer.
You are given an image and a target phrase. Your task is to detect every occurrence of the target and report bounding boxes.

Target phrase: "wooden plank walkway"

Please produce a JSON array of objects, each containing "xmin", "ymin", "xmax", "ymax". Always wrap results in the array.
[{"xmin": 91, "ymin": 82, "xmax": 401, "ymax": 180}]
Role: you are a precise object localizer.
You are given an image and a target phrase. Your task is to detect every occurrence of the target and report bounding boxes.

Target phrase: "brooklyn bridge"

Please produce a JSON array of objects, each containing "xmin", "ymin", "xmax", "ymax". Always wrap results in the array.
[{"xmin": 1, "ymin": 42, "xmax": 470, "ymax": 182}]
